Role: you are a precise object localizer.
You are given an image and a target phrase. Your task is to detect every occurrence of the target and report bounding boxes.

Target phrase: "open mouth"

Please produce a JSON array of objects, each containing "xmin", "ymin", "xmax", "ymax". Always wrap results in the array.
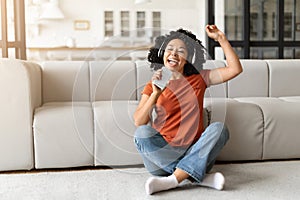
[{"xmin": 167, "ymin": 58, "xmax": 179, "ymax": 66}]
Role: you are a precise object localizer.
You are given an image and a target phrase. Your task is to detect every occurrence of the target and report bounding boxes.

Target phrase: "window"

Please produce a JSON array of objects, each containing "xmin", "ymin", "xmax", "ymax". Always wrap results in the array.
[
  {"xmin": 250, "ymin": 12, "xmax": 268, "ymax": 39},
  {"xmin": 136, "ymin": 11, "xmax": 146, "ymax": 37},
  {"xmin": 104, "ymin": 11, "xmax": 114, "ymax": 37},
  {"xmin": 152, "ymin": 11, "xmax": 161, "ymax": 39},
  {"xmin": 121, "ymin": 11, "xmax": 130, "ymax": 37},
  {"xmin": 284, "ymin": 12, "xmax": 293, "ymax": 39},
  {"xmin": 207, "ymin": 0, "xmax": 300, "ymax": 59}
]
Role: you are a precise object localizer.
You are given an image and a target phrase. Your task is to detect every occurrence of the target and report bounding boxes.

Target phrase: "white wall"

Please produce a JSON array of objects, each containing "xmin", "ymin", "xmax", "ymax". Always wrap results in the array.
[
  {"xmin": 196, "ymin": 0, "xmax": 207, "ymax": 48},
  {"xmin": 26, "ymin": 0, "xmax": 207, "ymax": 47}
]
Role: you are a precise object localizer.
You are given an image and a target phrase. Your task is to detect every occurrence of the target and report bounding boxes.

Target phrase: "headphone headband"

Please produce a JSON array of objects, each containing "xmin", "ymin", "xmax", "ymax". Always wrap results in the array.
[{"xmin": 157, "ymin": 40, "xmax": 166, "ymax": 58}]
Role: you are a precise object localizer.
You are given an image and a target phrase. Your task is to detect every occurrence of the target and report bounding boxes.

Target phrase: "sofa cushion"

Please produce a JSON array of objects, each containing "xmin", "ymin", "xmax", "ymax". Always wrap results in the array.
[
  {"xmin": 136, "ymin": 61, "xmax": 153, "ymax": 101},
  {"xmin": 33, "ymin": 102, "xmax": 94, "ymax": 168},
  {"xmin": 279, "ymin": 96, "xmax": 300, "ymax": 102},
  {"xmin": 93, "ymin": 101, "xmax": 143, "ymax": 166},
  {"xmin": 228, "ymin": 60, "xmax": 269, "ymax": 98},
  {"xmin": 236, "ymin": 97, "xmax": 300, "ymax": 160},
  {"xmin": 90, "ymin": 61, "xmax": 136, "ymax": 101},
  {"xmin": 206, "ymin": 98, "xmax": 264, "ymax": 161},
  {"xmin": 267, "ymin": 59, "xmax": 300, "ymax": 97},
  {"xmin": 41, "ymin": 61, "xmax": 90, "ymax": 103}
]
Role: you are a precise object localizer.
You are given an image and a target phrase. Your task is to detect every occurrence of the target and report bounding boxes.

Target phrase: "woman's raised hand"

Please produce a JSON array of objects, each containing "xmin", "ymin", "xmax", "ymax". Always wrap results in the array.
[{"xmin": 205, "ymin": 24, "xmax": 225, "ymax": 42}]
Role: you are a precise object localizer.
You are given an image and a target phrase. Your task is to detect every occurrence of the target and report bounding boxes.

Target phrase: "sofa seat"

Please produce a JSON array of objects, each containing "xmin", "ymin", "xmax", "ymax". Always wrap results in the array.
[
  {"xmin": 235, "ymin": 97, "xmax": 300, "ymax": 160},
  {"xmin": 33, "ymin": 102, "xmax": 94, "ymax": 169},
  {"xmin": 93, "ymin": 101, "xmax": 142, "ymax": 166},
  {"xmin": 204, "ymin": 98, "xmax": 264, "ymax": 161}
]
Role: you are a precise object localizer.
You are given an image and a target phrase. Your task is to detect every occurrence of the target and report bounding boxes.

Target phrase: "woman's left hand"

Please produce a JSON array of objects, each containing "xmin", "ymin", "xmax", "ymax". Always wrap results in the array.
[{"xmin": 205, "ymin": 24, "xmax": 225, "ymax": 42}]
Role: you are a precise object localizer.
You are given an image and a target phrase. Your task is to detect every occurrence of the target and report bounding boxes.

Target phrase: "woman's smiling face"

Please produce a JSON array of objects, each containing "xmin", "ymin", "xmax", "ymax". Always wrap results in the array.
[{"xmin": 163, "ymin": 39, "xmax": 188, "ymax": 74}]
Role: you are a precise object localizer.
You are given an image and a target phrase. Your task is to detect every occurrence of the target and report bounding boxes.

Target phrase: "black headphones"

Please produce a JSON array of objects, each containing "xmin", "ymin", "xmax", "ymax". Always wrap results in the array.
[{"xmin": 157, "ymin": 40, "xmax": 196, "ymax": 65}]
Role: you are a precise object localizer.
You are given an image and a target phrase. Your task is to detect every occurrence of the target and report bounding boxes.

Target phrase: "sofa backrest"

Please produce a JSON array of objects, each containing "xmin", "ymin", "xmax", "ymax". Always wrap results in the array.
[
  {"xmin": 267, "ymin": 59, "xmax": 300, "ymax": 97},
  {"xmin": 40, "ymin": 59, "xmax": 300, "ymax": 103},
  {"xmin": 136, "ymin": 59, "xmax": 274, "ymax": 99},
  {"xmin": 228, "ymin": 59, "xmax": 269, "ymax": 98},
  {"xmin": 41, "ymin": 61, "xmax": 90, "ymax": 103},
  {"xmin": 135, "ymin": 61, "xmax": 153, "ymax": 101},
  {"xmin": 136, "ymin": 60, "xmax": 228, "ymax": 100},
  {"xmin": 203, "ymin": 60, "xmax": 227, "ymax": 98},
  {"xmin": 42, "ymin": 60, "xmax": 137, "ymax": 103},
  {"xmin": 90, "ymin": 61, "xmax": 137, "ymax": 101}
]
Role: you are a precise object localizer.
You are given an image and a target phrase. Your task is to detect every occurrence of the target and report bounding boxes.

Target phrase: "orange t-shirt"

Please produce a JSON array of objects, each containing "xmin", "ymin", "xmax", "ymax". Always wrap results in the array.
[{"xmin": 142, "ymin": 70, "xmax": 210, "ymax": 147}]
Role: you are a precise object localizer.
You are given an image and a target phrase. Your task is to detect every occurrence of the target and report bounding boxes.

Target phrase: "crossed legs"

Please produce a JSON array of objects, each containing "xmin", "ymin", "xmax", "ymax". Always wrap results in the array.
[{"xmin": 134, "ymin": 122, "xmax": 229, "ymax": 195}]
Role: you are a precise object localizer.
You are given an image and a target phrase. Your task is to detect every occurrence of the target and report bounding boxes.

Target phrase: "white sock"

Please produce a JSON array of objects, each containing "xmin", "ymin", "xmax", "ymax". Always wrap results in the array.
[
  {"xmin": 145, "ymin": 174, "xmax": 179, "ymax": 195},
  {"xmin": 199, "ymin": 172, "xmax": 225, "ymax": 190}
]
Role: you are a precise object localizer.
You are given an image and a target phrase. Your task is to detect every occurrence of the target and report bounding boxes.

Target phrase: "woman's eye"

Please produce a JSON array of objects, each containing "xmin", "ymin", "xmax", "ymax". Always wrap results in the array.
[{"xmin": 165, "ymin": 47, "xmax": 186, "ymax": 55}]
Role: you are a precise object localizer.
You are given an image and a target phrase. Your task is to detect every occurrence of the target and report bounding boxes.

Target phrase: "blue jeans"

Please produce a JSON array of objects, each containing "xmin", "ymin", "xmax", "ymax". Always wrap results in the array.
[{"xmin": 134, "ymin": 122, "xmax": 229, "ymax": 183}]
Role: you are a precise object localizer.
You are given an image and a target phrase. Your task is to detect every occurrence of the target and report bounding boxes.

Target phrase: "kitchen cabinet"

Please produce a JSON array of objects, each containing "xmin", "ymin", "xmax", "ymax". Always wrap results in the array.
[{"xmin": 104, "ymin": 10, "xmax": 161, "ymax": 40}]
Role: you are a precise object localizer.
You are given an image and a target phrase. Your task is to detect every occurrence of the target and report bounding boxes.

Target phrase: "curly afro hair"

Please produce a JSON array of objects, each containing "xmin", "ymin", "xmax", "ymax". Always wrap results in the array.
[{"xmin": 147, "ymin": 28, "xmax": 207, "ymax": 76}]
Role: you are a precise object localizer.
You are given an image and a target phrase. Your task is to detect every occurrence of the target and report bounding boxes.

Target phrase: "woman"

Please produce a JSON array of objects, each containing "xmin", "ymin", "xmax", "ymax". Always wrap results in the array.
[{"xmin": 133, "ymin": 25, "xmax": 242, "ymax": 195}]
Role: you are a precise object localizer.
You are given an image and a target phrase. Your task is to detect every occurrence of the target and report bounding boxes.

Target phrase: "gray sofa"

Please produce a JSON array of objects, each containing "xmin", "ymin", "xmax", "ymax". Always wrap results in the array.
[{"xmin": 0, "ymin": 58, "xmax": 300, "ymax": 172}]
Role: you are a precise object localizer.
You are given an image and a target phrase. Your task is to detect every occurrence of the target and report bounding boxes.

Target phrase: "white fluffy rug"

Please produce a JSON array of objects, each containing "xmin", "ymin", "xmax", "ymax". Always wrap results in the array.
[{"xmin": 0, "ymin": 160, "xmax": 300, "ymax": 200}]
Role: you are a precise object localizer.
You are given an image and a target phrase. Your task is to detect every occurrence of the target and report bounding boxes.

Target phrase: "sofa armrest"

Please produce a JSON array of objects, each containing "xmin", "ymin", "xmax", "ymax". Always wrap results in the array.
[{"xmin": 0, "ymin": 58, "xmax": 42, "ymax": 171}]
